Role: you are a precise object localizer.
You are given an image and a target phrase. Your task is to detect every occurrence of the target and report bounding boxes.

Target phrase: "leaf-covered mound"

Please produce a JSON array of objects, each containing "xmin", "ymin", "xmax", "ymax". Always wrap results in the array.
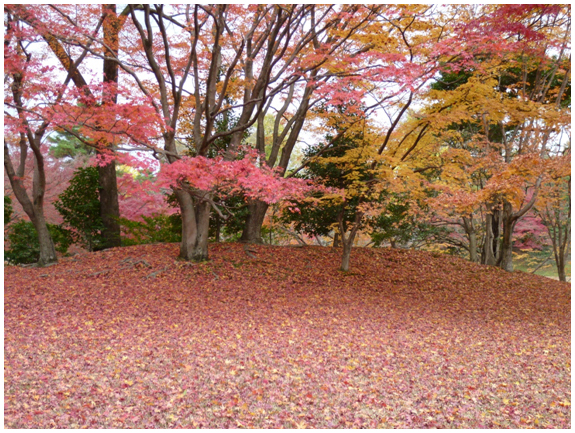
[{"xmin": 4, "ymin": 243, "xmax": 570, "ymax": 428}]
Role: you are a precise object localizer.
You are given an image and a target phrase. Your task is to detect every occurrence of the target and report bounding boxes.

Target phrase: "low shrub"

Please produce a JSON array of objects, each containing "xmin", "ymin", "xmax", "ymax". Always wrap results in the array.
[
  {"xmin": 5, "ymin": 196, "xmax": 13, "ymax": 224},
  {"xmin": 119, "ymin": 214, "xmax": 181, "ymax": 246},
  {"xmin": 4, "ymin": 220, "xmax": 73, "ymax": 265},
  {"xmin": 54, "ymin": 166, "xmax": 105, "ymax": 251}
]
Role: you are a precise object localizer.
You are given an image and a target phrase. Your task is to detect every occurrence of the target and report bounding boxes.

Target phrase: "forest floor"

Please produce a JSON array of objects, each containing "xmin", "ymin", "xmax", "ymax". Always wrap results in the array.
[{"xmin": 4, "ymin": 243, "xmax": 571, "ymax": 428}]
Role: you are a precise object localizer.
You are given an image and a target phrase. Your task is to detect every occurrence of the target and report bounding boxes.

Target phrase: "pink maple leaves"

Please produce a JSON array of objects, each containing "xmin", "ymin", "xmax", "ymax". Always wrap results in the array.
[
  {"xmin": 49, "ymin": 83, "xmax": 162, "ymax": 151},
  {"xmin": 159, "ymin": 148, "xmax": 326, "ymax": 205},
  {"xmin": 4, "ymin": 243, "xmax": 571, "ymax": 428}
]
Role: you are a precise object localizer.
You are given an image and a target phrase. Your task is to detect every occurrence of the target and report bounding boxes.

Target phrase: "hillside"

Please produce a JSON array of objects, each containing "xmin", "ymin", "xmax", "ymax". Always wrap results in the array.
[{"xmin": 4, "ymin": 243, "xmax": 571, "ymax": 428}]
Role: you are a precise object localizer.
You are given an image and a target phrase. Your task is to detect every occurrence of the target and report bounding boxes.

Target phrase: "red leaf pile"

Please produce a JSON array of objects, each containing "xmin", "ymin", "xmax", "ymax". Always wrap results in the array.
[{"xmin": 4, "ymin": 243, "xmax": 570, "ymax": 428}]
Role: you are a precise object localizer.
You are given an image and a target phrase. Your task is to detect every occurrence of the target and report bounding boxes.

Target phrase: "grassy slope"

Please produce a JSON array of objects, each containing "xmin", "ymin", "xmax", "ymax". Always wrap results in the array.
[
  {"xmin": 4, "ymin": 243, "xmax": 571, "ymax": 428},
  {"xmin": 513, "ymin": 250, "xmax": 571, "ymax": 280}
]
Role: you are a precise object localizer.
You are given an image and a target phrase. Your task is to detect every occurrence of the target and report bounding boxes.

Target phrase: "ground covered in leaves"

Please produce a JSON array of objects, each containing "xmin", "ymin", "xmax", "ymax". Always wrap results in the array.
[{"xmin": 4, "ymin": 243, "xmax": 571, "ymax": 428}]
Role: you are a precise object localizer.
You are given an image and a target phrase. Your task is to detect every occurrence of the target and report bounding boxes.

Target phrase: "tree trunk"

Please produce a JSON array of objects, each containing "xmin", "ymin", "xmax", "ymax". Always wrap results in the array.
[
  {"xmin": 498, "ymin": 226, "xmax": 514, "ymax": 272},
  {"xmin": 469, "ymin": 231, "xmax": 478, "ymax": 263},
  {"xmin": 339, "ymin": 210, "xmax": 363, "ymax": 272},
  {"xmin": 176, "ymin": 190, "xmax": 198, "ymax": 261},
  {"xmin": 498, "ymin": 202, "xmax": 516, "ymax": 272},
  {"xmin": 551, "ymin": 221, "xmax": 570, "ymax": 282},
  {"xmin": 556, "ymin": 251, "xmax": 567, "ymax": 282},
  {"xmin": 463, "ymin": 216, "xmax": 478, "ymax": 263},
  {"xmin": 240, "ymin": 199, "xmax": 269, "ymax": 244},
  {"xmin": 482, "ymin": 206, "xmax": 501, "ymax": 266},
  {"xmin": 33, "ymin": 214, "xmax": 58, "ymax": 266},
  {"xmin": 5, "ymin": 144, "xmax": 57, "ymax": 267},
  {"xmin": 557, "ymin": 209, "xmax": 570, "ymax": 282},
  {"xmin": 175, "ymin": 191, "xmax": 212, "ymax": 262},
  {"xmin": 98, "ymin": 161, "xmax": 121, "ymax": 249},
  {"xmin": 98, "ymin": 4, "xmax": 122, "ymax": 250},
  {"xmin": 341, "ymin": 240, "xmax": 352, "ymax": 272},
  {"xmin": 193, "ymin": 200, "xmax": 211, "ymax": 261},
  {"xmin": 240, "ymin": 78, "xmax": 316, "ymax": 244},
  {"xmin": 333, "ymin": 232, "xmax": 340, "ymax": 248}
]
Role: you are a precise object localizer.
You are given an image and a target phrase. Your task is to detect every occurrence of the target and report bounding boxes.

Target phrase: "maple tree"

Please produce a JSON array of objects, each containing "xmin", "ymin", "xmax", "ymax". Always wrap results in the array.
[
  {"xmin": 281, "ymin": 125, "xmax": 364, "ymax": 245},
  {"xmin": 31, "ymin": 4, "xmax": 363, "ymax": 261},
  {"xmin": 239, "ymin": 4, "xmax": 477, "ymax": 245},
  {"xmin": 513, "ymin": 213, "xmax": 550, "ymax": 251},
  {"xmin": 406, "ymin": 5, "xmax": 571, "ymax": 271},
  {"xmin": 534, "ymin": 149, "xmax": 571, "ymax": 281},
  {"xmin": 4, "ymin": 4, "xmax": 570, "ymax": 275},
  {"xmin": 279, "ymin": 4, "xmax": 573, "ymax": 271},
  {"xmin": 9, "ymin": 4, "xmax": 131, "ymax": 249},
  {"xmin": 475, "ymin": 3, "xmax": 572, "ymax": 268},
  {"xmin": 4, "ymin": 10, "xmax": 76, "ymax": 265},
  {"xmin": 273, "ymin": 6, "xmax": 453, "ymax": 270},
  {"xmin": 4, "ymin": 5, "xmax": 156, "ymax": 264},
  {"xmin": 281, "ymin": 118, "xmax": 377, "ymax": 271},
  {"xmin": 235, "ymin": 5, "xmax": 384, "ymax": 244}
]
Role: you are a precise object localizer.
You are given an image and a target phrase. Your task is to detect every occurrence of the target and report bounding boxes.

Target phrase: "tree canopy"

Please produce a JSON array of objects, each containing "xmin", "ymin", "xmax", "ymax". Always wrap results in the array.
[{"xmin": 4, "ymin": 4, "xmax": 570, "ymax": 276}]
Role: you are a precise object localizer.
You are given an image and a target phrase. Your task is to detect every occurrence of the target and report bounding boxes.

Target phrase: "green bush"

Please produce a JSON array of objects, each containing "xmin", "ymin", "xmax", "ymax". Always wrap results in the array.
[
  {"xmin": 119, "ymin": 214, "xmax": 181, "ymax": 246},
  {"xmin": 208, "ymin": 194, "xmax": 250, "ymax": 242},
  {"xmin": 4, "ymin": 220, "xmax": 73, "ymax": 265},
  {"xmin": 54, "ymin": 166, "xmax": 105, "ymax": 251},
  {"xmin": 5, "ymin": 220, "xmax": 39, "ymax": 265},
  {"xmin": 5, "ymin": 196, "xmax": 13, "ymax": 225},
  {"xmin": 48, "ymin": 224, "xmax": 74, "ymax": 255}
]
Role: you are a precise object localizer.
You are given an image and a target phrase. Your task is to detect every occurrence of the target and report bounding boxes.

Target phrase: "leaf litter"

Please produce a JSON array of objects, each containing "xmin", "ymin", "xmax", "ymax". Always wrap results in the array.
[{"xmin": 4, "ymin": 243, "xmax": 570, "ymax": 428}]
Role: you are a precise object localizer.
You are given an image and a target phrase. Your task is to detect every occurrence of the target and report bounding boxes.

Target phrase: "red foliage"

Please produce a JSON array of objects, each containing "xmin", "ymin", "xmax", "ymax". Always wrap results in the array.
[
  {"xmin": 3, "ymin": 150, "xmax": 87, "ymax": 226},
  {"xmin": 116, "ymin": 168, "xmax": 176, "ymax": 222},
  {"xmin": 158, "ymin": 148, "xmax": 330, "ymax": 206},
  {"xmin": 514, "ymin": 212, "xmax": 550, "ymax": 250},
  {"xmin": 4, "ymin": 244, "xmax": 570, "ymax": 428}
]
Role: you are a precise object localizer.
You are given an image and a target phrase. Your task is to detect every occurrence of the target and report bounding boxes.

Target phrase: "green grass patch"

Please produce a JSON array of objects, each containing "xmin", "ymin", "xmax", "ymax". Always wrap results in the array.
[{"xmin": 513, "ymin": 249, "xmax": 571, "ymax": 280}]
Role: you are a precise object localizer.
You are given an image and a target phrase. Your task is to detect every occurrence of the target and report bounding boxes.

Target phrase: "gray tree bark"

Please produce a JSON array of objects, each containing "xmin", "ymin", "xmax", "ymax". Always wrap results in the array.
[
  {"xmin": 176, "ymin": 190, "xmax": 198, "ymax": 261},
  {"xmin": 481, "ymin": 205, "xmax": 501, "ymax": 266},
  {"xmin": 240, "ymin": 200, "xmax": 269, "ymax": 244},
  {"xmin": 193, "ymin": 200, "xmax": 211, "ymax": 261}
]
